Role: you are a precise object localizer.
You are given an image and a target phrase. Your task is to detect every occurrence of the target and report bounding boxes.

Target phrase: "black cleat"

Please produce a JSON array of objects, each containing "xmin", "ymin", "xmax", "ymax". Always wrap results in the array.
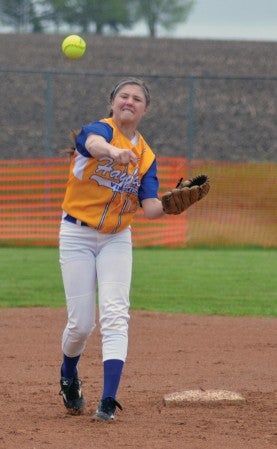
[
  {"xmin": 59, "ymin": 376, "xmax": 84, "ymax": 415},
  {"xmin": 92, "ymin": 397, "xmax": 123, "ymax": 422}
]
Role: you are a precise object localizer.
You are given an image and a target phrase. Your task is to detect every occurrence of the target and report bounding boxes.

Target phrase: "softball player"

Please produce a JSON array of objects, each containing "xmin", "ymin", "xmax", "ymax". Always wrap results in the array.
[{"xmin": 59, "ymin": 78, "xmax": 166, "ymax": 421}]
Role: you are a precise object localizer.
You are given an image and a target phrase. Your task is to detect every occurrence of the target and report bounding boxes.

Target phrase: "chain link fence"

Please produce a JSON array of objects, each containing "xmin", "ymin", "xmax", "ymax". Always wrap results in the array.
[
  {"xmin": 1, "ymin": 69, "xmax": 276, "ymax": 162},
  {"xmin": 0, "ymin": 69, "xmax": 276, "ymax": 247}
]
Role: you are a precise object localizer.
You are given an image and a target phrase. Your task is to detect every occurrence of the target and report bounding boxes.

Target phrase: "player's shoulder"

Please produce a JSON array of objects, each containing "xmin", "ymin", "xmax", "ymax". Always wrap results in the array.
[{"xmin": 82, "ymin": 120, "xmax": 113, "ymax": 142}]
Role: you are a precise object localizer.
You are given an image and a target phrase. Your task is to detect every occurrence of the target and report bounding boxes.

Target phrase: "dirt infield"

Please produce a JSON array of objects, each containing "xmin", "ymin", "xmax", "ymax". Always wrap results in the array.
[{"xmin": 1, "ymin": 308, "xmax": 276, "ymax": 449}]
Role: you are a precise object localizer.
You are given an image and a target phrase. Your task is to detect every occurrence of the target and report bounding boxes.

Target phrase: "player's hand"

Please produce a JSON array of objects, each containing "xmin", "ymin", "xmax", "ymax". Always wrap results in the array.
[
  {"xmin": 85, "ymin": 134, "xmax": 138, "ymax": 166},
  {"xmin": 112, "ymin": 148, "xmax": 138, "ymax": 166}
]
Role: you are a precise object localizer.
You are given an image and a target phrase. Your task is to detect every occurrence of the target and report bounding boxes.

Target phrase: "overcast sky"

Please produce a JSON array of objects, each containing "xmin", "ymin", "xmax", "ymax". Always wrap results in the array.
[{"xmin": 125, "ymin": 0, "xmax": 277, "ymax": 41}]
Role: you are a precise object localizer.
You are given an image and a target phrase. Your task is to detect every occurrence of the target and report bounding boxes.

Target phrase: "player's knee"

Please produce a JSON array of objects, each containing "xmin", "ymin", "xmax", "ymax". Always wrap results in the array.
[
  {"xmin": 100, "ymin": 301, "xmax": 130, "ymax": 333},
  {"xmin": 80, "ymin": 322, "xmax": 96, "ymax": 340},
  {"xmin": 69, "ymin": 320, "xmax": 96, "ymax": 342},
  {"xmin": 76, "ymin": 327, "xmax": 93, "ymax": 342}
]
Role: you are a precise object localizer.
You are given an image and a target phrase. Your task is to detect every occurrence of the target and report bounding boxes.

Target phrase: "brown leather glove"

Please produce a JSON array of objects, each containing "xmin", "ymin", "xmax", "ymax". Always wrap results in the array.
[{"xmin": 161, "ymin": 174, "xmax": 210, "ymax": 215}]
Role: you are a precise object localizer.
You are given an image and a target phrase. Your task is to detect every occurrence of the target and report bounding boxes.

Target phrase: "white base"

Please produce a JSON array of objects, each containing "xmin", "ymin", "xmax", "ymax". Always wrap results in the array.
[{"xmin": 163, "ymin": 389, "xmax": 245, "ymax": 406}]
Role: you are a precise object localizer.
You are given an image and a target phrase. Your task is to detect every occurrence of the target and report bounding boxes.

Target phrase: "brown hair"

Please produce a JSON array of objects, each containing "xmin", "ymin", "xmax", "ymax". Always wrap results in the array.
[
  {"xmin": 61, "ymin": 129, "xmax": 79, "ymax": 158},
  {"xmin": 109, "ymin": 78, "xmax": 150, "ymax": 116}
]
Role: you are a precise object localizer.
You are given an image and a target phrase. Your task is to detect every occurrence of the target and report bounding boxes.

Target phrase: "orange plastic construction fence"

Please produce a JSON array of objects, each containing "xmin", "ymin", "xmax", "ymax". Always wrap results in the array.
[
  {"xmin": 186, "ymin": 160, "xmax": 277, "ymax": 248},
  {"xmin": 1, "ymin": 158, "xmax": 276, "ymax": 247},
  {"xmin": 0, "ymin": 157, "xmax": 187, "ymax": 247}
]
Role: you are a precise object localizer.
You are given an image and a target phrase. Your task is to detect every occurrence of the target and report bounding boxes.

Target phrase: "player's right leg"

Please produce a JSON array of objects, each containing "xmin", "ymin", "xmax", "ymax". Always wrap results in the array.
[{"xmin": 59, "ymin": 221, "xmax": 97, "ymax": 414}]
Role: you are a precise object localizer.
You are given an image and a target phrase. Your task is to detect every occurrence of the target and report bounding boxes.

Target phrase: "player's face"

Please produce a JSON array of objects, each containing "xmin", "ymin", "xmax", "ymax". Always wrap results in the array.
[{"xmin": 111, "ymin": 85, "xmax": 148, "ymax": 125}]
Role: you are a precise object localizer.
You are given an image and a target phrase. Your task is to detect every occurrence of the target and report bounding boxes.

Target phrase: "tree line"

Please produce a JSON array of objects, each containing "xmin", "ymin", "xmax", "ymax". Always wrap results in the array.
[{"xmin": 0, "ymin": 0, "xmax": 195, "ymax": 37}]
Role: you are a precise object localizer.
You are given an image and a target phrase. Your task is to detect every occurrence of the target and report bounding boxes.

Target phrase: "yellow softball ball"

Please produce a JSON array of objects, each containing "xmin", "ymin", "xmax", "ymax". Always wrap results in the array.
[{"xmin": 62, "ymin": 35, "xmax": 86, "ymax": 60}]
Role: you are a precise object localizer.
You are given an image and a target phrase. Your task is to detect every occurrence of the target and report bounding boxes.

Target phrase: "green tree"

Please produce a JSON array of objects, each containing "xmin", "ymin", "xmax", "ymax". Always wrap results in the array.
[
  {"xmin": 132, "ymin": 0, "xmax": 195, "ymax": 37},
  {"xmin": 49, "ymin": 0, "xmax": 132, "ymax": 34},
  {"xmin": 0, "ymin": 0, "xmax": 133, "ymax": 34},
  {"xmin": 0, "ymin": 0, "xmax": 194, "ymax": 36},
  {"xmin": 0, "ymin": 0, "xmax": 40, "ymax": 32},
  {"xmin": 0, "ymin": 0, "xmax": 60, "ymax": 32}
]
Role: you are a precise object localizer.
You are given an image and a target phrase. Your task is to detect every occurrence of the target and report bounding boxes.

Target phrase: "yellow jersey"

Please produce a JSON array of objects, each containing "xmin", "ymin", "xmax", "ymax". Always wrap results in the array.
[{"xmin": 62, "ymin": 117, "xmax": 157, "ymax": 234}]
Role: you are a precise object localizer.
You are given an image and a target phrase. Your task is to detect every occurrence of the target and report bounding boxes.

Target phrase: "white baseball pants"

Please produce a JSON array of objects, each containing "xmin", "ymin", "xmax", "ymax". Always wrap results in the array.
[{"xmin": 59, "ymin": 220, "xmax": 132, "ymax": 362}]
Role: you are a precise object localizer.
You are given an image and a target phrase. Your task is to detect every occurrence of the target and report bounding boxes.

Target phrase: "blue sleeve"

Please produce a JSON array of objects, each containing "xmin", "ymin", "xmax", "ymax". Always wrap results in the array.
[
  {"xmin": 138, "ymin": 159, "xmax": 159, "ymax": 203},
  {"xmin": 75, "ymin": 121, "xmax": 113, "ymax": 157}
]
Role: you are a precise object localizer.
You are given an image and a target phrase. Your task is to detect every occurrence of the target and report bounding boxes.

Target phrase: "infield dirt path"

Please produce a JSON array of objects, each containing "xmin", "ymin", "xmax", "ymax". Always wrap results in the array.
[{"xmin": 1, "ymin": 308, "xmax": 276, "ymax": 449}]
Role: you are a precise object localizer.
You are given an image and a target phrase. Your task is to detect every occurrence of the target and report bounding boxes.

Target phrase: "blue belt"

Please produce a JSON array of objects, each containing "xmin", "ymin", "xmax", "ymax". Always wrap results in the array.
[{"xmin": 64, "ymin": 214, "xmax": 88, "ymax": 227}]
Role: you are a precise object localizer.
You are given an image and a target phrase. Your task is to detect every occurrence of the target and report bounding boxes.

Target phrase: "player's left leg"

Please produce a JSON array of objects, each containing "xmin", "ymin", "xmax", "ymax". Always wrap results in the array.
[{"xmin": 92, "ymin": 227, "xmax": 132, "ymax": 421}]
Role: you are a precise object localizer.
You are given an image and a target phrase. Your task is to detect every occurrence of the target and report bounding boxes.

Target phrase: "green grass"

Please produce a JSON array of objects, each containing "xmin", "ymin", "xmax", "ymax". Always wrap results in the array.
[
  {"xmin": 0, "ymin": 247, "xmax": 62, "ymax": 308},
  {"xmin": 132, "ymin": 247, "xmax": 277, "ymax": 316},
  {"xmin": 0, "ymin": 247, "xmax": 276, "ymax": 317}
]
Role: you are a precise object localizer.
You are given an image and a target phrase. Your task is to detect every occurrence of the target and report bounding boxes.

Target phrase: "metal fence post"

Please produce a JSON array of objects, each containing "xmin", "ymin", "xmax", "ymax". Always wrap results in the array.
[
  {"xmin": 187, "ymin": 75, "xmax": 195, "ymax": 163},
  {"xmin": 45, "ymin": 72, "xmax": 53, "ymax": 158}
]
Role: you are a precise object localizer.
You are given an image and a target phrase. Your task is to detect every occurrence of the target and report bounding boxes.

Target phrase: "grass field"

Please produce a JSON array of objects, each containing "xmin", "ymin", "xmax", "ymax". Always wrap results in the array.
[{"xmin": 1, "ymin": 246, "xmax": 276, "ymax": 317}]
